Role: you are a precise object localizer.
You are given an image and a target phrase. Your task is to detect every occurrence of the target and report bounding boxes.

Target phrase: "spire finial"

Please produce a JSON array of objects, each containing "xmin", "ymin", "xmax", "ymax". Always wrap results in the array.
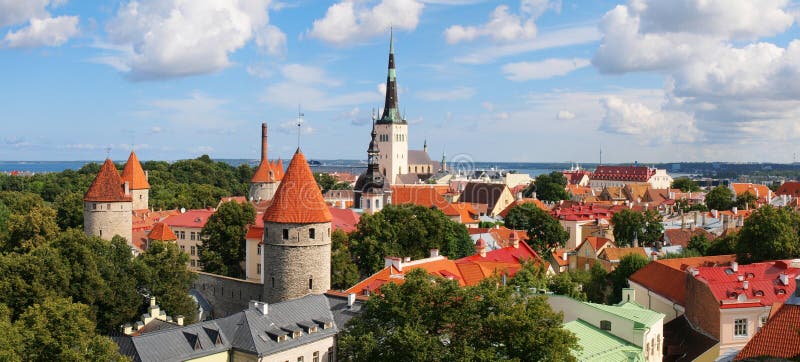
[
  {"xmin": 389, "ymin": 26, "xmax": 394, "ymax": 54},
  {"xmin": 297, "ymin": 105, "xmax": 304, "ymax": 149},
  {"xmin": 105, "ymin": 146, "xmax": 112, "ymax": 159}
]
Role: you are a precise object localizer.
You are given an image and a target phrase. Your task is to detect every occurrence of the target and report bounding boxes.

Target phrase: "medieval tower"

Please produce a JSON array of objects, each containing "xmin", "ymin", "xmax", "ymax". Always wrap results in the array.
[
  {"xmin": 262, "ymin": 149, "xmax": 333, "ymax": 303},
  {"xmin": 354, "ymin": 118, "xmax": 390, "ymax": 214},
  {"xmin": 376, "ymin": 31, "xmax": 408, "ymax": 185},
  {"xmin": 249, "ymin": 122, "xmax": 283, "ymax": 201},
  {"xmin": 84, "ymin": 158, "xmax": 133, "ymax": 242},
  {"xmin": 121, "ymin": 150, "xmax": 150, "ymax": 210}
]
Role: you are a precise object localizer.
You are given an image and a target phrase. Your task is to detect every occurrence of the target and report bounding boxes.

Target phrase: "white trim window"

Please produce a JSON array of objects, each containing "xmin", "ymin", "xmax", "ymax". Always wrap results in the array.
[{"xmin": 734, "ymin": 318, "xmax": 748, "ymax": 337}]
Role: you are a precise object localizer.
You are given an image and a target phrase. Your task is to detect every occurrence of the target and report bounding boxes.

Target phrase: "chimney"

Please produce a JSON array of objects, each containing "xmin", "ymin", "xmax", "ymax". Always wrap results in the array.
[
  {"xmin": 712, "ymin": 209, "xmax": 719, "ymax": 219},
  {"xmin": 384, "ymin": 257, "xmax": 403, "ymax": 272},
  {"xmin": 249, "ymin": 300, "xmax": 268, "ymax": 315},
  {"xmin": 404, "ymin": 256, "xmax": 411, "ymax": 262},
  {"xmin": 124, "ymin": 181, "xmax": 130, "ymax": 196},
  {"xmin": 737, "ymin": 215, "xmax": 744, "ymax": 227},
  {"xmin": 261, "ymin": 122, "xmax": 268, "ymax": 161},
  {"xmin": 743, "ymin": 280, "xmax": 749, "ymax": 290},
  {"xmin": 430, "ymin": 249, "xmax": 439, "ymax": 258},
  {"xmin": 122, "ymin": 323, "xmax": 133, "ymax": 335},
  {"xmin": 732, "ymin": 206, "xmax": 738, "ymax": 215},
  {"xmin": 693, "ymin": 210, "xmax": 700, "ymax": 225},
  {"xmin": 701, "ymin": 212, "xmax": 706, "ymax": 226},
  {"xmin": 347, "ymin": 293, "xmax": 356, "ymax": 308},
  {"xmin": 780, "ymin": 273, "xmax": 789, "ymax": 286},
  {"xmin": 562, "ymin": 251, "xmax": 569, "ymax": 261},
  {"xmin": 516, "ymin": 192, "xmax": 523, "ymax": 201},
  {"xmin": 732, "ymin": 261, "xmax": 738, "ymax": 272},
  {"xmin": 510, "ymin": 231, "xmax": 519, "ymax": 249},
  {"xmin": 621, "ymin": 288, "xmax": 635, "ymax": 302},
  {"xmin": 145, "ymin": 170, "xmax": 149, "ymax": 180},
  {"xmin": 175, "ymin": 315, "xmax": 184, "ymax": 326}
]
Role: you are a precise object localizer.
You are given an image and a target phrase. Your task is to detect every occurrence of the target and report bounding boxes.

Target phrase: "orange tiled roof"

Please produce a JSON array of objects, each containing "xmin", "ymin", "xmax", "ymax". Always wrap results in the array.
[
  {"xmin": 600, "ymin": 247, "xmax": 646, "ymax": 262},
  {"xmin": 551, "ymin": 249, "xmax": 569, "ymax": 267},
  {"xmin": 577, "ymin": 236, "xmax": 614, "ymax": 253},
  {"xmin": 776, "ymin": 181, "xmax": 800, "ymax": 197},
  {"xmin": 162, "ymin": 209, "xmax": 215, "ymax": 229},
  {"xmin": 498, "ymin": 198, "xmax": 548, "ymax": 218},
  {"xmin": 251, "ymin": 158, "xmax": 284, "ymax": 183},
  {"xmin": 121, "ymin": 151, "xmax": 150, "ymax": 190},
  {"xmin": 263, "ymin": 150, "xmax": 332, "ymax": 224},
  {"xmin": 628, "ymin": 255, "xmax": 736, "ymax": 305},
  {"xmin": 132, "ymin": 209, "xmax": 180, "ymax": 231},
  {"xmin": 245, "ymin": 225, "xmax": 264, "ymax": 240},
  {"xmin": 329, "ymin": 206, "xmax": 361, "ymax": 233},
  {"xmin": 664, "ymin": 228, "xmax": 716, "ymax": 248},
  {"xmin": 730, "ymin": 183, "xmax": 772, "ymax": 201},
  {"xmin": 736, "ymin": 303, "xmax": 800, "ymax": 360},
  {"xmin": 148, "ymin": 222, "xmax": 177, "ymax": 241},
  {"xmin": 84, "ymin": 159, "xmax": 132, "ymax": 202}
]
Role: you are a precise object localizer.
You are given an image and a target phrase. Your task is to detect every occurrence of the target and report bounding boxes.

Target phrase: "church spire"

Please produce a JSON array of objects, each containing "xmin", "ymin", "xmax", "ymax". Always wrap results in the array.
[{"xmin": 378, "ymin": 28, "xmax": 405, "ymax": 125}]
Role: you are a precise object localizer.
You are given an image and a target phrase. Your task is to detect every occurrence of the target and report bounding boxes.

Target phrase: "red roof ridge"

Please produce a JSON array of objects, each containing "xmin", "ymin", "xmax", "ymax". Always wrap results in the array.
[
  {"xmin": 148, "ymin": 222, "xmax": 177, "ymax": 241},
  {"xmin": 263, "ymin": 150, "xmax": 332, "ymax": 224},
  {"xmin": 84, "ymin": 159, "xmax": 132, "ymax": 202},
  {"xmin": 121, "ymin": 150, "xmax": 150, "ymax": 190}
]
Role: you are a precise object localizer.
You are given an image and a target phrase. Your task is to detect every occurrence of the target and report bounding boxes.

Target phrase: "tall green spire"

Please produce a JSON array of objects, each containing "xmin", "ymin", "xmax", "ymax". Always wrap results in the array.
[{"xmin": 377, "ymin": 28, "xmax": 405, "ymax": 125}]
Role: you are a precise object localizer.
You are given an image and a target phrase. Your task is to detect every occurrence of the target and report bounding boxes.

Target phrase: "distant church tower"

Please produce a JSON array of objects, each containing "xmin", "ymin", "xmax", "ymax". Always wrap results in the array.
[
  {"xmin": 376, "ymin": 30, "xmax": 408, "ymax": 185},
  {"xmin": 250, "ymin": 123, "xmax": 283, "ymax": 201},
  {"xmin": 354, "ymin": 118, "xmax": 390, "ymax": 214},
  {"xmin": 121, "ymin": 150, "xmax": 149, "ymax": 210},
  {"xmin": 84, "ymin": 159, "xmax": 133, "ymax": 242},
  {"xmin": 262, "ymin": 149, "xmax": 333, "ymax": 303}
]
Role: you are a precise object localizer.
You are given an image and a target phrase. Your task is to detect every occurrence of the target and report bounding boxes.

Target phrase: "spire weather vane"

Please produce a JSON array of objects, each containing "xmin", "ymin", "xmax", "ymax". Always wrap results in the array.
[{"xmin": 297, "ymin": 104, "xmax": 304, "ymax": 148}]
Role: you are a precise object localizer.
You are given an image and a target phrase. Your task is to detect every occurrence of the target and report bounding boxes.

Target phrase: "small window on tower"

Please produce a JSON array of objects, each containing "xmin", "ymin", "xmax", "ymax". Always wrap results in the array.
[
  {"xmin": 283, "ymin": 229, "xmax": 289, "ymax": 239},
  {"xmin": 309, "ymin": 228, "xmax": 315, "ymax": 239},
  {"xmin": 93, "ymin": 203, "xmax": 97, "ymax": 210},
  {"xmin": 309, "ymin": 277, "xmax": 313, "ymax": 290}
]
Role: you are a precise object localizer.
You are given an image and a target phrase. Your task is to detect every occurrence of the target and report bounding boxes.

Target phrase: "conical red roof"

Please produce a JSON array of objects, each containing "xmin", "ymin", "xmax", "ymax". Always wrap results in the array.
[
  {"xmin": 84, "ymin": 159, "xmax": 132, "ymax": 202},
  {"xmin": 148, "ymin": 222, "xmax": 177, "ymax": 241},
  {"xmin": 251, "ymin": 159, "xmax": 283, "ymax": 183},
  {"xmin": 121, "ymin": 151, "xmax": 150, "ymax": 190},
  {"xmin": 263, "ymin": 150, "xmax": 332, "ymax": 224}
]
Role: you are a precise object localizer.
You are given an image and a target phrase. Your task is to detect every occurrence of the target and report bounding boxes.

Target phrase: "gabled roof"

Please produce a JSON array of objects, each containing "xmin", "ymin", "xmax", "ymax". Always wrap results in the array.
[
  {"xmin": 562, "ymin": 169, "xmax": 592, "ymax": 185},
  {"xmin": 592, "ymin": 165, "xmax": 655, "ymax": 182},
  {"xmin": 407, "ymin": 150, "xmax": 432, "ymax": 165},
  {"xmin": 586, "ymin": 300, "xmax": 664, "ymax": 329},
  {"xmin": 84, "ymin": 159, "xmax": 132, "ymax": 202},
  {"xmin": 263, "ymin": 150, "xmax": 332, "ymax": 224},
  {"xmin": 577, "ymin": 236, "xmax": 614, "ymax": 254},
  {"xmin": 563, "ymin": 320, "xmax": 643, "ymax": 361},
  {"xmin": 663, "ymin": 228, "xmax": 716, "ymax": 248},
  {"xmin": 251, "ymin": 159, "xmax": 283, "ymax": 183},
  {"xmin": 694, "ymin": 260, "xmax": 800, "ymax": 308},
  {"xmin": 628, "ymin": 255, "xmax": 737, "ymax": 305},
  {"xmin": 149, "ymin": 222, "xmax": 177, "ymax": 241},
  {"xmin": 329, "ymin": 207, "xmax": 360, "ymax": 233},
  {"xmin": 163, "ymin": 209, "xmax": 215, "ymax": 229},
  {"xmin": 730, "ymin": 183, "xmax": 772, "ymax": 202},
  {"xmin": 775, "ymin": 181, "xmax": 800, "ymax": 197},
  {"xmin": 600, "ymin": 247, "xmax": 646, "ymax": 262},
  {"xmin": 735, "ymin": 303, "xmax": 800, "ymax": 360},
  {"xmin": 121, "ymin": 151, "xmax": 150, "ymax": 190},
  {"xmin": 459, "ymin": 182, "xmax": 510, "ymax": 212}
]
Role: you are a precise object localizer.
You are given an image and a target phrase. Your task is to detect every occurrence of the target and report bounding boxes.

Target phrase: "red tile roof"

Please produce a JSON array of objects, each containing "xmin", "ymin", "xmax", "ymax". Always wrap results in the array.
[
  {"xmin": 148, "ymin": 222, "xmax": 177, "ymax": 241},
  {"xmin": 245, "ymin": 225, "xmax": 263, "ymax": 241},
  {"xmin": 391, "ymin": 185, "xmax": 478, "ymax": 222},
  {"xmin": 562, "ymin": 169, "xmax": 592, "ymax": 185},
  {"xmin": 629, "ymin": 255, "xmax": 737, "ymax": 305},
  {"xmin": 263, "ymin": 150, "xmax": 332, "ymax": 224},
  {"xmin": 577, "ymin": 236, "xmax": 614, "ymax": 253},
  {"xmin": 121, "ymin": 151, "xmax": 150, "ymax": 190},
  {"xmin": 591, "ymin": 165, "xmax": 655, "ymax": 182},
  {"xmin": 251, "ymin": 159, "xmax": 283, "ymax": 183},
  {"xmin": 776, "ymin": 181, "xmax": 800, "ymax": 197},
  {"xmin": 694, "ymin": 260, "xmax": 800, "ymax": 309},
  {"xmin": 551, "ymin": 249, "xmax": 569, "ymax": 267},
  {"xmin": 730, "ymin": 183, "xmax": 772, "ymax": 203},
  {"xmin": 664, "ymin": 228, "xmax": 716, "ymax": 248},
  {"xmin": 498, "ymin": 198, "xmax": 548, "ymax": 218},
  {"xmin": 162, "ymin": 209, "xmax": 215, "ymax": 229},
  {"xmin": 736, "ymin": 302, "xmax": 800, "ymax": 360},
  {"xmin": 329, "ymin": 207, "xmax": 360, "ymax": 233},
  {"xmin": 84, "ymin": 159, "xmax": 132, "ymax": 202},
  {"xmin": 132, "ymin": 209, "xmax": 180, "ymax": 231},
  {"xmin": 131, "ymin": 229, "xmax": 148, "ymax": 252}
]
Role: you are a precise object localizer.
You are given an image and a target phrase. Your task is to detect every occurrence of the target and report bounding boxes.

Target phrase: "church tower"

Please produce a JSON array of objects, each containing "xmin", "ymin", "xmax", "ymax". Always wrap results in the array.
[
  {"xmin": 262, "ymin": 149, "xmax": 333, "ymax": 303},
  {"xmin": 354, "ymin": 118, "xmax": 389, "ymax": 214},
  {"xmin": 121, "ymin": 150, "xmax": 150, "ymax": 210},
  {"xmin": 250, "ymin": 123, "xmax": 283, "ymax": 201},
  {"xmin": 84, "ymin": 159, "xmax": 133, "ymax": 242},
  {"xmin": 376, "ymin": 30, "xmax": 408, "ymax": 185}
]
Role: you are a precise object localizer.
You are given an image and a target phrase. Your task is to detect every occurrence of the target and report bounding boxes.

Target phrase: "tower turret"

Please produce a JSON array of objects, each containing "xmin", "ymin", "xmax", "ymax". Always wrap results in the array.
[
  {"xmin": 84, "ymin": 158, "xmax": 133, "ymax": 243},
  {"xmin": 262, "ymin": 149, "xmax": 332, "ymax": 303},
  {"xmin": 354, "ymin": 117, "xmax": 389, "ymax": 213},
  {"xmin": 375, "ymin": 29, "xmax": 408, "ymax": 184},
  {"xmin": 250, "ymin": 122, "xmax": 283, "ymax": 201},
  {"xmin": 121, "ymin": 150, "xmax": 150, "ymax": 210}
]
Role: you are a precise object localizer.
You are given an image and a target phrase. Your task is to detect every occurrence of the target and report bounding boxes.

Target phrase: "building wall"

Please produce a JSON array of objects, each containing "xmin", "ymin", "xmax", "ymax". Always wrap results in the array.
[
  {"xmin": 186, "ymin": 351, "xmax": 229, "ymax": 362},
  {"xmin": 84, "ymin": 201, "xmax": 133, "ymax": 242},
  {"xmin": 249, "ymin": 181, "xmax": 279, "ymax": 202},
  {"xmin": 648, "ymin": 170, "xmax": 673, "ymax": 189},
  {"xmin": 131, "ymin": 189, "xmax": 149, "ymax": 210},
  {"xmin": 376, "ymin": 123, "xmax": 408, "ymax": 185},
  {"xmin": 504, "ymin": 173, "xmax": 532, "ymax": 188},
  {"xmin": 263, "ymin": 221, "xmax": 332, "ymax": 304},
  {"xmin": 360, "ymin": 192, "xmax": 385, "ymax": 214},
  {"xmin": 408, "ymin": 162, "xmax": 432, "ymax": 174},
  {"xmin": 172, "ymin": 226, "xmax": 204, "ymax": 270},
  {"xmin": 718, "ymin": 305, "xmax": 771, "ymax": 355},
  {"xmin": 489, "ymin": 188, "xmax": 515, "ymax": 217},
  {"xmin": 245, "ymin": 237, "xmax": 263, "ymax": 283},
  {"xmin": 192, "ymin": 272, "xmax": 263, "ymax": 318},
  {"xmin": 685, "ymin": 275, "xmax": 722, "ymax": 339},
  {"xmin": 258, "ymin": 335, "xmax": 336, "ymax": 362},
  {"xmin": 231, "ymin": 350, "xmax": 259, "ymax": 362},
  {"xmin": 628, "ymin": 280, "xmax": 685, "ymax": 323},
  {"xmin": 560, "ymin": 220, "xmax": 595, "ymax": 250}
]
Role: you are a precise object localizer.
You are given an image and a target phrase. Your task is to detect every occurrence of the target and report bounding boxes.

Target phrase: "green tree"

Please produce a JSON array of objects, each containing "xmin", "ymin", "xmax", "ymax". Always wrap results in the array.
[
  {"xmin": 530, "ymin": 171, "xmax": 569, "ymax": 202},
  {"xmin": 54, "ymin": 191, "xmax": 84, "ymax": 230},
  {"xmin": 4, "ymin": 206, "xmax": 58, "ymax": 252},
  {"xmin": 548, "ymin": 272, "xmax": 586, "ymax": 301},
  {"xmin": 736, "ymin": 206, "xmax": 800, "ymax": 263},
  {"xmin": 671, "ymin": 177, "xmax": 700, "ymax": 192},
  {"xmin": 611, "ymin": 209, "xmax": 644, "ymax": 247},
  {"xmin": 705, "ymin": 186, "xmax": 735, "ymax": 211},
  {"xmin": 736, "ymin": 191, "xmax": 757, "ymax": 210},
  {"xmin": 705, "ymin": 233, "xmax": 738, "ymax": 256},
  {"xmin": 338, "ymin": 269, "xmax": 579, "ymax": 362},
  {"xmin": 331, "ymin": 230, "xmax": 360, "ymax": 290},
  {"xmin": 508, "ymin": 260, "xmax": 548, "ymax": 291},
  {"xmin": 199, "ymin": 201, "xmax": 256, "ymax": 278},
  {"xmin": 135, "ymin": 240, "xmax": 197, "ymax": 324},
  {"xmin": 687, "ymin": 234, "xmax": 710, "ymax": 255},
  {"xmin": 314, "ymin": 173, "xmax": 337, "ymax": 193},
  {"xmin": 350, "ymin": 204, "xmax": 474, "ymax": 276},
  {"xmin": 504, "ymin": 203, "xmax": 568, "ymax": 254},
  {"xmin": 609, "ymin": 253, "xmax": 649, "ymax": 303}
]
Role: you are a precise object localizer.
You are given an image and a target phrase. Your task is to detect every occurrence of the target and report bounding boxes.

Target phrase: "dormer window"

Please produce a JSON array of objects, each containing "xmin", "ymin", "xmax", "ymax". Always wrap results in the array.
[{"xmin": 600, "ymin": 320, "xmax": 611, "ymax": 331}]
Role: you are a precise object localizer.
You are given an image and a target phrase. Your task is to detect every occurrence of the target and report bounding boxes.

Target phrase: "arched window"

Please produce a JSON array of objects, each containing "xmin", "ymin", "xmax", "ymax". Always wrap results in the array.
[{"xmin": 366, "ymin": 199, "xmax": 371, "ymax": 209}]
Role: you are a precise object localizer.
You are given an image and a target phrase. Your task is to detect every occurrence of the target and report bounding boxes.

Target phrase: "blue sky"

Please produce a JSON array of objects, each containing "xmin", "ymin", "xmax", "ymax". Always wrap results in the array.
[{"xmin": 1, "ymin": 0, "xmax": 800, "ymax": 163}]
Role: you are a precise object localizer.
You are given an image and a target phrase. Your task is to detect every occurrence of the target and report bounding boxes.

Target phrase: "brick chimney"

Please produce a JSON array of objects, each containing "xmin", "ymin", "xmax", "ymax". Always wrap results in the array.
[{"xmin": 261, "ymin": 122, "xmax": 268, "ymax": 161}]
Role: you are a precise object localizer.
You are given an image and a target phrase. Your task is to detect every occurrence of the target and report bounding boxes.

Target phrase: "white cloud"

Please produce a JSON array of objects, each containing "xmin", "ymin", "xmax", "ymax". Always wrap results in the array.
[
  {"xmin": 277, "ymin": 119, "xmax": 315, "ymax": 135},
  {"xmin": 5, "ymin": 16, "xmax": 78, "ymax": 48},
  {"xmin": 281, "ymin": 64, "xmax": 340, "ymax": 86},
  {"xmin": 263, "ymin": 82, "xmax": 383, "ymax": 111},
  {"xmin": 102, "ymin": 0, "xmax": 285, "ymax": 79},
  {"xmin": 502, "ymin": 58, "xmax": 589, "ymax": 81},
  {"xmin": 456, "ymin": 25, "xmax": 601, "ymax": 64},
  {"xmin": 0, "ymin": 0, "xmax": 55, "ymax": 28},
  {"xmin": 599, "ymin": 96, "xmax": 699, "ymax": 145},
  {"xmin": 246, "ymin": 64, "xmax": 274, "ymax": 79},
  {"xmin": 307, "ymin": 0, "xmax": 424, "ymax": 46},
  {"xmin": 556, "ymin": 110, "xmax": 575, "ymax": 120},
  {"xmin": 444, "ymin": 0, "xmax": 559, "ymax": 44},
  {"xmin": 143, "ymin": 92, "xmax": 240, "ymax": 129},
  {"xmin": 416, "ymin": 87, "xmax": 476, "ymax": 101}
]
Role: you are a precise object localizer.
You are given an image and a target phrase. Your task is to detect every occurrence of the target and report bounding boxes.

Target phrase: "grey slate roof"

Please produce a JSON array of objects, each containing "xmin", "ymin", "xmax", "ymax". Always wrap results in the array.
[
  {"xmin": 408, "ymin": 150, "xmax": 432, "ymax": 165},
  {"xmin": 115, "ymin": 294, "xmax": 361, "ymax": 361}
]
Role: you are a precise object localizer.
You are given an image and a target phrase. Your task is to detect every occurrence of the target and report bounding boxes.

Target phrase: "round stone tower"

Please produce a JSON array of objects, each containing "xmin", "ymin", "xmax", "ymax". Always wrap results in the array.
[
  {"xmin": 249, "ymin": 123, "xmax": 283, "ymax": 202},
  {"xmin": 121, "ymin": 150, "xmax": 150, "ymax": 210},
  {"xmin": 262, "ymin": 148, "xmax": 333, "ymax": 303},
  {"xmin": 84, "ymin": 158, "xmax": 133, "ymax": 242}
]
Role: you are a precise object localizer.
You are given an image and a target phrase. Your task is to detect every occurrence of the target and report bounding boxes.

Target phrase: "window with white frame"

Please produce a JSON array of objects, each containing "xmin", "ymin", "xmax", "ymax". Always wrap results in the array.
[{"xmin": 734, "ymin": 318, "xmax": 748, "ymax": 337}]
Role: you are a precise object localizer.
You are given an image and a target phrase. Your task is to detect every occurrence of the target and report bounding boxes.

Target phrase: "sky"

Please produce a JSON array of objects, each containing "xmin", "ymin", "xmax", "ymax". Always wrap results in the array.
[{"xmin": 1, "ymin": 0, "xmax": 800, "ymax": 163}]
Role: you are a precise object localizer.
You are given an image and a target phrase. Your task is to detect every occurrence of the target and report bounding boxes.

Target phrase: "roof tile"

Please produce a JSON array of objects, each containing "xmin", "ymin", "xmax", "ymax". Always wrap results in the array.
[
  {"xmin": 84, "ymin": 159, "xmax": 132, "ymax": 202},
  {"xmin": 263, "ymin": 150, "xmax": 332, "ymax": 224}
]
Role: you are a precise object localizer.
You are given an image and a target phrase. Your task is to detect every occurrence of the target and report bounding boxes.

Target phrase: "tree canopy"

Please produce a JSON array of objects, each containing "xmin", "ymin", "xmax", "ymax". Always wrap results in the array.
[
  {"xmin": 609, "ymin": 253, "xmax": 649, "ymax": 304},
  {"xmin": 504, "ymin": 203, "xmax": 568, "ymax": 255},
  {"xmin": 610, "ymin": 209, "xmax": 663, "ymax": 247},
  {"xmin": 736, "ymin": 206, "xmax": 800, "ymax": 263},
  {"xmin": 349, "ymin": 204, "xmax": 474, "ymax": 276},
  {"xmin": 671, "ymin": 177, "xmax": 700, "ymax": 192},
  {"xmin": 735, "ymin": 191, "xmax": 757, "ymax": 210},
  {"xmin": 338, "ymin": 269, "xmax": 579, "ymax": 362},
  {"xmin": 705, "ymin": 186, "xmax": 735, "ymax": 211},
  {"xmin": 314, "ymin": 172, "xmax": 353, "ymax": 193},
  {"xmin": 527, "ymin": 172, "xmax": 569, "ymax": 202},
  {"xmin": 199, "ymin": 200, "xmax": 256, "ymax": 278}
]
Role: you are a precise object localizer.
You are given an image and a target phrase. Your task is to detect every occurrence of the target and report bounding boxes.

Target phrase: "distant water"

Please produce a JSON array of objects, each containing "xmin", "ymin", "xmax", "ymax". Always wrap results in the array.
[{"xmin": 0, "ymin": 159, "xmax": 565, "ymax": 178}]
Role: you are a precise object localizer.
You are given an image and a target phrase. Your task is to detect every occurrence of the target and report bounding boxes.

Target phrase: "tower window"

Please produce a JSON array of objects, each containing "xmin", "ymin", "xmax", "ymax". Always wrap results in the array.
[
  {"xmin": 257, "ymin": 245, "xmax": 261, "ymax": 255},
  {"xmin": 99, "ymin": 229, "xmax": 103, "ymax": 237},
  {"xmin": 309, "ymin": 228, "xmax": 315, "ymax": 239},
  {"xmin": 257, "ymin": 263, "xmax": 261, "ymax": 275},
  {"xmin": 107, "ymin": 203, "xmax": 111, "ymax": 209},
  {"xmin": 272, "ymin": 277, "xmax": 275, "ymax": 288},
  {"xmin": 283, "ymin": 229, "xmax": 289, "ymax": 240},
  {"xmin": 309, "ymin": 277, "xmax": 313, "ymax": 290}
]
